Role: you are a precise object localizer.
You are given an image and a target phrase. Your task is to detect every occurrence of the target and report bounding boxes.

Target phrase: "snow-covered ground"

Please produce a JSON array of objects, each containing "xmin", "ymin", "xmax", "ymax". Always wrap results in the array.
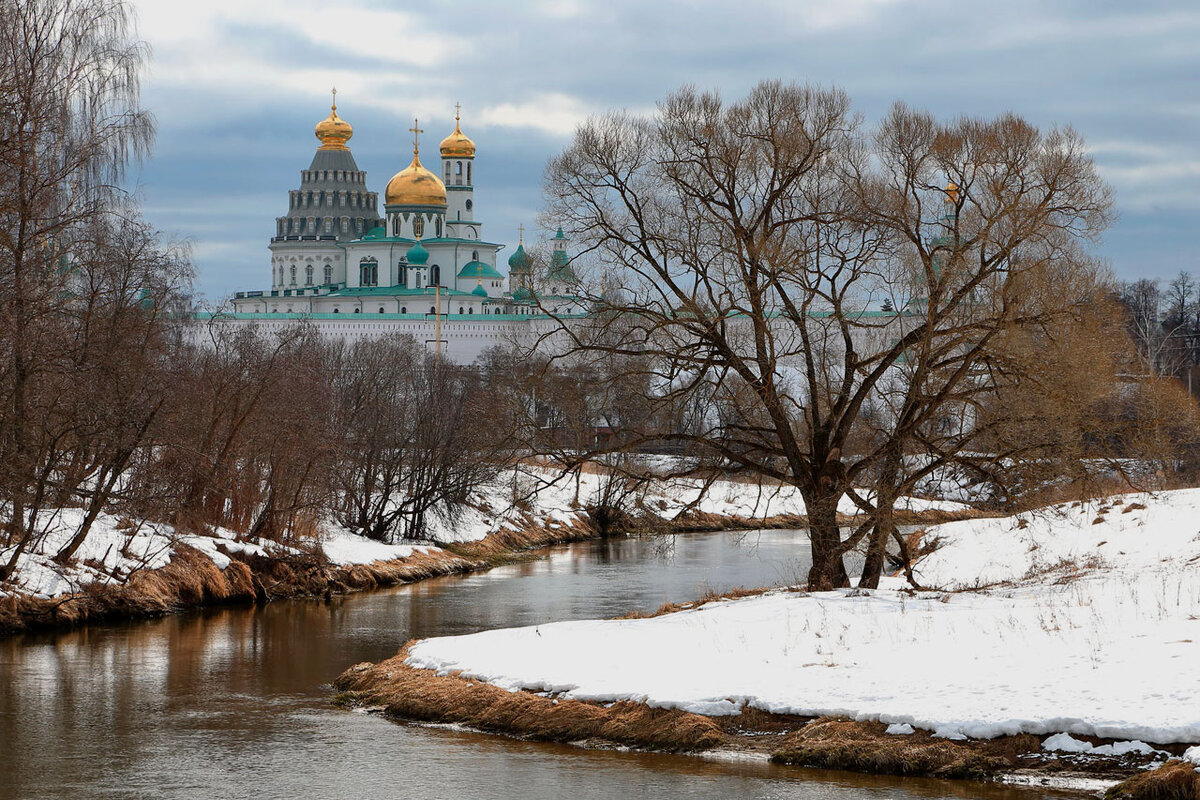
[
  {"xmin": 423, "ymin": 463, "xmax": 968, "ymax": 544},
  {"xmin": 1, "ymin": 464, "xmax": 968, "ymax": 601},
  {"xmin": 0, "ymin": 509, "xmax": 446, "ymax": 600},
  {"xmin": 406, "ymin": 489, "xmax": 1200, "ymax": 745}
]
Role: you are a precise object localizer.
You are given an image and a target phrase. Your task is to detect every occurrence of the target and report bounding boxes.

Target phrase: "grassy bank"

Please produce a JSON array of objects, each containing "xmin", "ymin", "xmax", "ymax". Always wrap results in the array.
[
  {"xmin": 333, "ymin": 642, "xmax": 1195, "ymax": 791},
  {"xmin": 334, "ymin": 644, "xmax": 1187, "ymax": 792},
  {"xmin": 1, "ymin": 501, "xmax": 981, "ymax": 640},
  {"xmin": 0, "ymin": 514, "xmax": 601, "ymax": 638}
]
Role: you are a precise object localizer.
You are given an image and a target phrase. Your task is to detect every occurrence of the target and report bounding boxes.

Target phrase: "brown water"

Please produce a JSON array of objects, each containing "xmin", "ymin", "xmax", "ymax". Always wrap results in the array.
[{"xmin": 0, "ymin": 530, "xmax": 1070, "ymax": 799}]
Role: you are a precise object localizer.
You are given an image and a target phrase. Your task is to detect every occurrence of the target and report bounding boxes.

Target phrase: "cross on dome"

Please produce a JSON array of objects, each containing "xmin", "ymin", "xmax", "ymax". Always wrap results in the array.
[{"xmin": 409, "ymin": 119, "xmax": 424, "ymax": 156}]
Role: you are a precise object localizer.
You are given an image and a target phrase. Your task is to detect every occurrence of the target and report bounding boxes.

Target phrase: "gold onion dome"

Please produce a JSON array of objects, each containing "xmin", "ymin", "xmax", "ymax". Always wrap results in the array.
[
  {"xmin": 315, "ymin": 91, "xmax": 352, "ymax": 151},
  {"xmin": 386, "ymin": 119, "xmax": 447, "ymax": 206},
  {"xmin": 440, "ymin": 105, "xmax": 476, "ymax": 158}
]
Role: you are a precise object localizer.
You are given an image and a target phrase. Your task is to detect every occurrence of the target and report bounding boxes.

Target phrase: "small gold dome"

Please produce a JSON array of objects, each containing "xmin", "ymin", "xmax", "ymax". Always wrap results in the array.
[
  {"xmin": 945, "ymin": 180, "xmax": 960, "ymax": 204},
  {"xmin": 440, "ymin": 107, "xmax": 475, "ymax": 158},
  {"xmin": 315, "ymin": 93, "xmax": 352, "ymax": 151},
  {"xmin": 386, "ymin": 152, "xmax": 447, "ymax": 206}
]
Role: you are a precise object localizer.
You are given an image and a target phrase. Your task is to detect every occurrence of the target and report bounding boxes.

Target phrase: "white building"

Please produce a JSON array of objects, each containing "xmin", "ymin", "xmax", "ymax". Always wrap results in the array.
[{"xmin": 218, "ymin": 96, "xmax": 586, "ymax": 362}]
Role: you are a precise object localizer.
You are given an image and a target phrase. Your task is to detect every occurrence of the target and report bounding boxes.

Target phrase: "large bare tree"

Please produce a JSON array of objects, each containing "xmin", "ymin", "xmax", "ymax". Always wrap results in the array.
[{"xmin": 541, "ymin": 81, "xmax": 1115, "ymax": 589}]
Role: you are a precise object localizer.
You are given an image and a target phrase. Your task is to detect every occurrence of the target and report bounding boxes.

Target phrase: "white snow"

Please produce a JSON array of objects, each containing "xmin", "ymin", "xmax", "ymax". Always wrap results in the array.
[
  {"xmin": 886, "ymin": 723, "xmax": 915, "ymax": 735},
  {"xmin": 0, "ymin": 508, "xmax": 446, "ymax": 600},
  {"xmin": 405, "ymin": 489, "xmax": 1200, "ymax": 746},
  {"xmin": 1183, "ymin": 745, "xmax": 1200, "ymax": 765},
  {"xmin": 317, "ymin": 525, "xmax": 429, "ymax": 566}
]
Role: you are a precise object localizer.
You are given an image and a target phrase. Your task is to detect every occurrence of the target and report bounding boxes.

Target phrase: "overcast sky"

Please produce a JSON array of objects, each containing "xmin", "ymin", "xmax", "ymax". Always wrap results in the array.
[{"xmin": 127, "ymin": 0, "xmax": 1200, "ymax": 301}]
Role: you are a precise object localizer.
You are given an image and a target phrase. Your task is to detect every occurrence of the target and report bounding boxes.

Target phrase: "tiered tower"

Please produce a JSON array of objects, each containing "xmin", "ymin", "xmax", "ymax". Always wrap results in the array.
[
  {"xmin": 440, "ymin": 102, "xmax": 477, "ymax": 237},
  {"xmin": 269, "ymin": 91, "xmax": 380, "ymax": 290}
]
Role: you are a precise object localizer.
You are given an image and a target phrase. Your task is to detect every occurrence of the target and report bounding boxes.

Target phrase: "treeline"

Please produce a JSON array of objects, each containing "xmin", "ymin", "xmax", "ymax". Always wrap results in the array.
[
  {"xmin": 1119, "ymin": 273, "xmax": 1200, "ymax": 379},
  {"xmin": 0, "ymin": 0, "xmax": 518, "ymax": 580}
]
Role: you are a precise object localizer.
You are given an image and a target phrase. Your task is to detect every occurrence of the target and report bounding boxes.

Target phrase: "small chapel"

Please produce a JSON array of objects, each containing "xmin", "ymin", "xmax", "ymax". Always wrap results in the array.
[{"xmin": 229, "ymin": 94, "xmax": 583, "ymax": 320}]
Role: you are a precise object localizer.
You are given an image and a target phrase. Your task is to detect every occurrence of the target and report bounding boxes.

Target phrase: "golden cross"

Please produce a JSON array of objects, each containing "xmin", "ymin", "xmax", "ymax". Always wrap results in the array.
[
  {"xmin": 455, "ymin": 101, "xmax": 462, "ymax": 122},
  {"xmin": 331, "ymin": 87, "xmax": 337, "ymax": 111},
  {"xmin": 409, "ymin": 118, "xmax": 424, "ymax": 154},
  {"xmin": 518, "ymin": 224, "xmax": 524, "ymax": 244}
]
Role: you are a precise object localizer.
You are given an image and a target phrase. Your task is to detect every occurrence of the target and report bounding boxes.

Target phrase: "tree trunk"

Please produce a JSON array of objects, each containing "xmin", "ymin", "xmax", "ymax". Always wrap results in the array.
[
  {"xmin": 805, "ymin": 494, "xmax": 849, "ymax": 590},
  {"xmin": 859, "ymin": 496, "xmax": 895, "ymax": 589}
]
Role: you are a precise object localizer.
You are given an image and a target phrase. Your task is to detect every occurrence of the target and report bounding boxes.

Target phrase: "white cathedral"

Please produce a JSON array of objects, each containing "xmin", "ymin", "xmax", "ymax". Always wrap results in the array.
[{"xmin": 222, "ymin": 96, "xmax": 586, "ymax": 362}]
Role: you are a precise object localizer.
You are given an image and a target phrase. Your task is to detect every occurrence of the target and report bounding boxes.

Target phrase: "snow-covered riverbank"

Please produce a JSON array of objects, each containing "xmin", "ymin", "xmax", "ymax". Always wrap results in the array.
[
  {"xmin": 403, "ymin": 489, "xmax": 1200, "ymax": 747},
  {"xmin": 2, "ymin": 464, "xmax": 968, "ymax": 602}
]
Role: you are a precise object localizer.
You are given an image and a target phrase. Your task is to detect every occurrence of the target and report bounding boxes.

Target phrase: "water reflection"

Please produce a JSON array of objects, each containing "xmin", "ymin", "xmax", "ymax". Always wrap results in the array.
[{"xmin": 0, "ymin": 531, "xmax": 1064, "ymax": 799}]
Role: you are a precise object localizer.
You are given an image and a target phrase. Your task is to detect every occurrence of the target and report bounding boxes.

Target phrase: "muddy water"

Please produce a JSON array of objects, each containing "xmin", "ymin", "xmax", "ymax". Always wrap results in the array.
[{"xmin": 1, "ymin": 530, "xmax": 1067, "ymax": 799}]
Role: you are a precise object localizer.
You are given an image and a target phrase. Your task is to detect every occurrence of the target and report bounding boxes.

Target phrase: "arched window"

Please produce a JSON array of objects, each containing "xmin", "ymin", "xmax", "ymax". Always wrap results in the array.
[
  {"xmin": 472, "ymin": 250, "xmax": 479, "ymax": 261},
  {"xmin": 435, "ymin": 217, "xmax": 442, "ymax": 237},
  {"xmin": 412, "ymin": 216, "xmax": 424, "ymax": 238},
  {"xmin": 305, "ymin": 265, "xmax": 313, "ymax": 285},
  {"xmin": 465, "ymin": 198, "xmax": 473, "ymax": 212},
  {"xmin": 378, "ymin": 307, "xmax": 385, "ymax": 314},
  {"xmin": 455, "ymin": 161, "xmax": 462, "ymax": 186},
  {"xmin": 359, "ymin": 258, "xmax": 378, "ymax": 286},
  {"xmin": 401, "ymin": 306, "xmax": 407, "ymax": 314},
  {"xmin": 429, "ymin": 306, "xmax": 435, "ymax": 314},
  {"xmin": 430, "ymin": 265, "xmax": 440, "ymax": 286},
  {"xmin": 458, "ymin": 306, "xmax": 464, "ymax": 314},
  {"xmin": 290, "ymin": 265, "xmax": 296, "ymax": 283},
  {"xmin": 333, "ymin": 308, "xmax": 340, "ymax": 313},
  {"xmin": 466, "ymin": 162, "xmax": 471, "ymax": 184},
  {"xmin": 393, "ymin": 216, "xmax": 401, "ymax": 236},
  {"xmin": 494, "ymin": 308, "xmax": 500, "ymax": 315},
  {"xmin": 324, "ymin": 264, "xmax": 332, "ymax": 284},
  {"xmin": 444, "ymin": 162, "xmax": 451, "ymax": 183}
]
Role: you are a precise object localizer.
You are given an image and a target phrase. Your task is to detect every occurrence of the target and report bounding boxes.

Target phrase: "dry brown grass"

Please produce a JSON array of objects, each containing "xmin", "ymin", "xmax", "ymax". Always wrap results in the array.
[
  {"xmin": 618, "ymin": 585, "xmax": 774, "ymax": 620},
  {"xmin": 1106, "ymin": 761, "xmax": 1200, "ymax": 799},
  {"xmin": 0, "ymin": 542, "xmax": 480, "ymax": 637},
  {"xmin": 334, "ymin": 644, "xmax": 727, "ymax": 752},
  {"xmin": 770, "ymin": 718, "xmax": 1012, "ymax": 780}
]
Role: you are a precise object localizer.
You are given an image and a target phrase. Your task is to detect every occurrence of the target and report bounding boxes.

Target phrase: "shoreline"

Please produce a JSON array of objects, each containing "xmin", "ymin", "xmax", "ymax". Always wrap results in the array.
[
  {"xmin": 0, "ymin": 506, "xmax": 971, "ymax": 639},
  {"xmin": 333, "ymin": 642, "xmax": 1196, "ymax": 798}
]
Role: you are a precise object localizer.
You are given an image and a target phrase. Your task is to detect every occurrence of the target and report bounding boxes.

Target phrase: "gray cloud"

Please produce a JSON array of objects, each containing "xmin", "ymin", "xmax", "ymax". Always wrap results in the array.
[{"xmin": 128, "ymin": 0, "xmax": 1199, "ymax": 299}]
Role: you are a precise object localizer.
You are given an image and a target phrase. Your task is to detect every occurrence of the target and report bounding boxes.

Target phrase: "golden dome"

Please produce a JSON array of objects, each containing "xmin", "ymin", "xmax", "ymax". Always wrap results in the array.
[
  {"xmin": 945, "ymin": 180, "xmax": 960, "ymax": 204},
  {"xmin": 440, "ymin": 105, "xmax": 475, "ymax": 158},
  {"xmin": 386, "ymin": 120, "xmax": 446, "ymax": 206},
  {"xmin": 315, "ymin": 91, "xmax": 352, "ymax": 151}
]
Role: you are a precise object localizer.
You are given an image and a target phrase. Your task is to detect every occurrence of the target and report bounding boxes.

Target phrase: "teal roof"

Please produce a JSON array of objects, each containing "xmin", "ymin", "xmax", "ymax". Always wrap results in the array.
[
  {"xmin": 553, "ymin": 227, "xmax": 567, "ymax": 240},
  {"xmin": 326, "ymin": 286, "xmax": 474, "ymax": 297},
  {"xmin": 348, "ymin": 234, "xmax": 502, "ymax": 247},
  {"xmin": 199, "ymin": 311, "xmax": 589, "ymax": 322},
  {"xmin": 507, "ymin": 243, "xmax": 529, "ymax": 270},
  {"xmin": 457, "ymin": 260, "xmax": 503, "ymax": 280},
  {"xmin": 406, "ymin": 240, "xmax": 429, "ymax": 264},
  {"xmin": 471, "ymin": 283, "xmax": 488, "ymax": 297}
]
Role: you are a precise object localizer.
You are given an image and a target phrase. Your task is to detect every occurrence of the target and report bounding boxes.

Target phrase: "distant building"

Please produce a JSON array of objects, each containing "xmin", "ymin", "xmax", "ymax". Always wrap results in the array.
[{"xmin": 217, "ymin": 95, "xmax": 585, "ymax": 362}]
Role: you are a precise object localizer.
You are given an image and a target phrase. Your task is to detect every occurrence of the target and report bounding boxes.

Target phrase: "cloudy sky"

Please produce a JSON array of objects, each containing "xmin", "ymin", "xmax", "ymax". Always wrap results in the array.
[{"xmin": 127, "ymin": 0, "xmax": 1200, "ymax": 301}]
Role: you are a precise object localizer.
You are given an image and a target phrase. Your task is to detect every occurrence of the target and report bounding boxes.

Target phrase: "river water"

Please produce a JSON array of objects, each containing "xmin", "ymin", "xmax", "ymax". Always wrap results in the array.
[{"xmin": 1, "ymin": 530, "xmax": 1067, "ymax": 799}]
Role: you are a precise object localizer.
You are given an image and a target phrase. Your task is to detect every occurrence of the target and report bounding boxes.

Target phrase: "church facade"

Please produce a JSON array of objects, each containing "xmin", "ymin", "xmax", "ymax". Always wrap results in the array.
[{"xmin": 221, "ymin": 97, "xmax": 585, "ymax": 362}]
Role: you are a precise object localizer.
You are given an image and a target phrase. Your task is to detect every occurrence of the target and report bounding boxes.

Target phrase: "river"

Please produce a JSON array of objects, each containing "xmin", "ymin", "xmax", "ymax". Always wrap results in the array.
[{"xmin": 0, "ymin": 530, "xmax": 1069, "ymax": 799}]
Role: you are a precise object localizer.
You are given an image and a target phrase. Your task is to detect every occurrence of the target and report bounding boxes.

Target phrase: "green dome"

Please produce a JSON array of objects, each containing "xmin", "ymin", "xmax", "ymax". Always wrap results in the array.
[
  {"xmin": 457, "ymin": 260, "xmax": 503, "ymax": 280},
  {"xmin": 507, "ymin": 243, "xmax": 529, "ymax": 270},
  {"xmin": 472, "ymin": 283, "xmax": 488, "ymax": 297},
  {"xmin": 363, "ymin": 226, "xmax": 386, "ymax": 241},
  {"xmin": 406, "ymin": 240, "xmax": 429, "ymax": 265},
  {"xmin": 512, "ymin": 286, "xmax": 533, "ymax": 302}
]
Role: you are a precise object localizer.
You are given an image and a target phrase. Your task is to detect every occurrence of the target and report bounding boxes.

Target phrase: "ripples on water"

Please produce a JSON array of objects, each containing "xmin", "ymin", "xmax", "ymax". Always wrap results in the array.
[{"xmin": 1, "ymin": 531, "xmax": 1064, "ymax": 799}]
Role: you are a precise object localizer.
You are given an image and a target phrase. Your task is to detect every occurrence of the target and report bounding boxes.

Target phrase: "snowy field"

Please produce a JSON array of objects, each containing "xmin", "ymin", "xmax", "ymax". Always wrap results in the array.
[{"xmin": 406, "ymin": 489, "xmax": 1200, "ymax": 745}]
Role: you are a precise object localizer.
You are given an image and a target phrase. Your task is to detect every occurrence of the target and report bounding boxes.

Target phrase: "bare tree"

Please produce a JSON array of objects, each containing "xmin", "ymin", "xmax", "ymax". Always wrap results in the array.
[
  {"xmin": 0, "ymin": 0, "xmax": 153, "ymax": 578},
  {"xmin": 541, "ymin": 81, "xmax": 1114, "ymax": 589}
]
